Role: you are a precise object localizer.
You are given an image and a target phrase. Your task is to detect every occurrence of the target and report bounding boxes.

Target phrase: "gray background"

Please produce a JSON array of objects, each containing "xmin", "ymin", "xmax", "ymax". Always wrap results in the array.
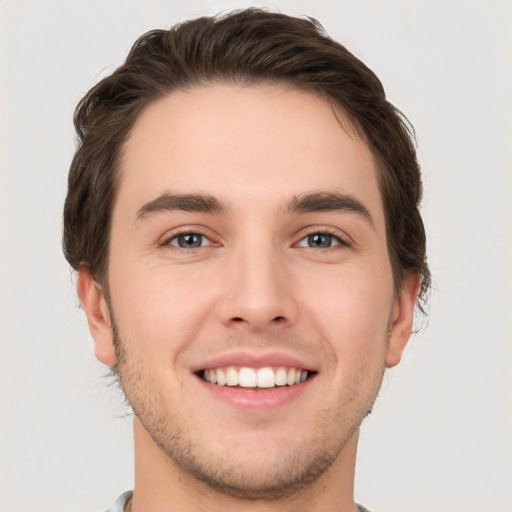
[{"xmin": 1, "ymin": 1, "xmax": 511, "ymax": 511}]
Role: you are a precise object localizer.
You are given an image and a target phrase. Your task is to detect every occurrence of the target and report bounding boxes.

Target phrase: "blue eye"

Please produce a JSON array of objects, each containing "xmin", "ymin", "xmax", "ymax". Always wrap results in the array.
[
  {"xmin": 298, "ymin": 233, "xmax": 342, "ymax": 248},
  {"xmin": 169, "ymin": 233, "xmax": 207, "ymax": 249}
]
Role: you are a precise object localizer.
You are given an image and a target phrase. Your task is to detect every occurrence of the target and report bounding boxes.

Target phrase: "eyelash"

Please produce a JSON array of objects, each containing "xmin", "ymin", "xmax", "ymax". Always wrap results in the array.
[
  {"xmin": 160, "ymin": 228, "xmax": 349, "ymax": 251},
  {"xmin": 295, "ymin": 230, "xmax": 349, "ymax": 249},
  {"xmin": 161, "ymin": 230, "xmax": 215, "ymax": 250}
]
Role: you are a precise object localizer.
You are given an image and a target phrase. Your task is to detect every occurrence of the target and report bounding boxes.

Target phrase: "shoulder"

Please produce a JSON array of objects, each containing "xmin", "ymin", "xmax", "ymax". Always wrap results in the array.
[{"xmin": 104, "ymin": 491, "xmax": 133, "ymax": 512}]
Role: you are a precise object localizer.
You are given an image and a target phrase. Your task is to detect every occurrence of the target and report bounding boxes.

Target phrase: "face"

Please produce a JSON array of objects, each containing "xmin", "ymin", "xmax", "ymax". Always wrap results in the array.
[{"xmin": 79, "ymin": 84, "xmax": 418, "ymax": 499}]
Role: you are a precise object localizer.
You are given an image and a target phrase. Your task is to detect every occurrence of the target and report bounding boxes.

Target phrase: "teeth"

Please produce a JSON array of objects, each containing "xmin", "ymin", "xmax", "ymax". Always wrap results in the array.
[
  {"xmin": 226, "ymin": 367, "xmax": 239, "ymax": 386},
  {"xmin": 216, "ymin": 368, "xmax": 226, "ymax": 386},
  {"xmin": 239, "ymin": 367, "xmax": 257, "ymax": 387},
  {"xmin": 257, "ymin": 367, "xmax": 275, "ymax": 388},
  {"xmin": 202, "ymin": 366, "xmax": 310, "ymax": 388},
  {"xmin": 275, "ymin": 368, "xmax": 287, "ymax": 386}
]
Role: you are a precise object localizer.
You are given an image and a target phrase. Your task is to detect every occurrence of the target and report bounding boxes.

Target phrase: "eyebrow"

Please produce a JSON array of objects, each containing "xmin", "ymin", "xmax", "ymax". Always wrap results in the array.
[
  {"xmin": 135, "ymin": 191, "xmax": 374, "ymax": 227},
  {"xmin": 136, "ymin": 193, "xmax": 229, "ymax": 221},
  {"xmin": 286, "ymin": 192, "xmax": 374, "ymax": 227}
]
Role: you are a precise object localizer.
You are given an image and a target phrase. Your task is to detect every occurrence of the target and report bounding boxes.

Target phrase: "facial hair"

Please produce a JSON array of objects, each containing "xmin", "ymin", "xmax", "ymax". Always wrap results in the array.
[{"xmin": 107, "ymin": 302, "xmax": 387, "ymax": 501}]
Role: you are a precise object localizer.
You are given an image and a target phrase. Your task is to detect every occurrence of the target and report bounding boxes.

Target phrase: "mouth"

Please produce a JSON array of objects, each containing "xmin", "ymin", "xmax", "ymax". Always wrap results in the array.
[{"xmin": 196, "ymin": 366, "xmax": 316, "ymax": 389}]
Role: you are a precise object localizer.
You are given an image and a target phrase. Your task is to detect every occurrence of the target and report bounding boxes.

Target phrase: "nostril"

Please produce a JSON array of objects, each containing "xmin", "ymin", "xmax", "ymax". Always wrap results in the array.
[{"xmin": 228, "ymin": 315, "xmax": 287, "ymax": 328}]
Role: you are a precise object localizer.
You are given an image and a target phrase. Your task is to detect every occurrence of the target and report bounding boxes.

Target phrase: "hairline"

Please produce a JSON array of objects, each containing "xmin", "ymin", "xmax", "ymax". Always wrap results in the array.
[{"xmin": 94, "ymin": 78, "xmax": 402, "ymax": 296}]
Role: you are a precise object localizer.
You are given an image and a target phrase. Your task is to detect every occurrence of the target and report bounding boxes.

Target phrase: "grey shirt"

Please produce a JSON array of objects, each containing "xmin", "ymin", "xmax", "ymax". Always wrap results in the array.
[{"xmin": 105, "ymin": 491, "xmax": 373, "ymax": 511}]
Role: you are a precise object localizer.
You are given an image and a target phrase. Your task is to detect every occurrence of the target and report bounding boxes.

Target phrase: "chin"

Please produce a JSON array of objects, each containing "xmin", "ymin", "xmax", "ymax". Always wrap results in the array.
[
  {"xmin": 134, "ymin": 403, "xmax": 357, "ymax": 500},
  {"xmin": 166, "ymin": 439, "xmax": 341, "ymax": 500}
]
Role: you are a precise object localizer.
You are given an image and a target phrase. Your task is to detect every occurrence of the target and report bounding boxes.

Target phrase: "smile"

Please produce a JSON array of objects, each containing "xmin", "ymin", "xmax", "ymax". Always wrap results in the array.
[{"xmin": 200, "ymin": 366, "xmax": 311, "ymax": 388}]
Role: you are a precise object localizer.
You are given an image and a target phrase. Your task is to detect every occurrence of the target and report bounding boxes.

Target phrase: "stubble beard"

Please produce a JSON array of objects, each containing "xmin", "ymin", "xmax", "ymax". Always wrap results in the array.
[{"xmin": 108, "ymin": 306, "xmax": 385, "ymax": 501}]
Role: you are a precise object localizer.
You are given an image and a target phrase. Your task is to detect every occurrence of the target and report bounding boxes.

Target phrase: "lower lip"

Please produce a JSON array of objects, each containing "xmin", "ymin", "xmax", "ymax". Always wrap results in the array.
[{"xmin": 194, "ymin": 375, "xmax": 316, "ymax": 411}]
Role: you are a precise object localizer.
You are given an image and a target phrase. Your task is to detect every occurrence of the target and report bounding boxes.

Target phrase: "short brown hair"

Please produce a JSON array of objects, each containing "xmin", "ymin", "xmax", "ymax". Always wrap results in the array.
[{"xmin": 63, "ymin": 8, "xmax": 430, "ymax": 308}]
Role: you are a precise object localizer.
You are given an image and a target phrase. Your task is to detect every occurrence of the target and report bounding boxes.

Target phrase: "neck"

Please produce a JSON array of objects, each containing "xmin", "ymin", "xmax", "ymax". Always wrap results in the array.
[{"xmin": 129, "ymin": 417, "xmax": 359, "ymax": 512}]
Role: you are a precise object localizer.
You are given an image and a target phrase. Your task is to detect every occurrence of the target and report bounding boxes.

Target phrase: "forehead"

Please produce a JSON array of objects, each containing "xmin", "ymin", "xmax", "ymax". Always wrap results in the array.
[{"xmin": 117, "ymin": 84, "xmax": 383, "ymax": 224}]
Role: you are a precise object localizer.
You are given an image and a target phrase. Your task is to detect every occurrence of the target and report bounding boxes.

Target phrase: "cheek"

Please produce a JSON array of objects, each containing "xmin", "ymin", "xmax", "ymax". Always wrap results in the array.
[
  {"xmin": 300, "ymin": 264, "xmax": 393, "ymax": 362},
  {"xmin": 307, "ymin": 260, "xmax": 392, "ymax": 318},
  {"xmin": 108, "ymin": 264, "xmax": 216, "ymax": 355}
]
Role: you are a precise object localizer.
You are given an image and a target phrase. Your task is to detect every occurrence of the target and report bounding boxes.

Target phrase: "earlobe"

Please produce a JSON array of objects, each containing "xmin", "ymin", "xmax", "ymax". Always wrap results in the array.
[
  {"xmin": 76, "ymin": 265, "xmax": 117, "ymax": 366},
  {"xmin": 386, "ymin": 273, "xmax": 421, "ymax": 368}
]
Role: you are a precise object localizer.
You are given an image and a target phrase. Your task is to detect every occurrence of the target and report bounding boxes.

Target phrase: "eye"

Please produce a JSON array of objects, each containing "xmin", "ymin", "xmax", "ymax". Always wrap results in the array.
[
  {"xmin": 167, "ymin": 233, "xmax": 210, "ymax": 249},
  {"xmin": 297, "ymin": 233, "xmax": 344, "ymax": 248}
]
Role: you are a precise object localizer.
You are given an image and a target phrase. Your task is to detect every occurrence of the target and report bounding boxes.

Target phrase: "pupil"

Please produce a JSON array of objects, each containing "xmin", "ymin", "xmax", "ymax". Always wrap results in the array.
[
  {"xmin": 309, "ymin": 234, "xmax": 331, "ymax": 248},
  {"xmin": 179, "ymin": 234, "xmax": 202, "ymax": 248}
]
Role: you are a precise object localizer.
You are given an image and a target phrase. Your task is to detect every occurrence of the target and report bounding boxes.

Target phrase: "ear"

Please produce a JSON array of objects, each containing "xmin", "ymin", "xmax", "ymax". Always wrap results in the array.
[
  {"xmin": 386, "ymin": 272, "xmax": 421, "ymax": 368},
  {"xmin": 77, "ymin": 265, "xmax": 117, "ymax": 366}
]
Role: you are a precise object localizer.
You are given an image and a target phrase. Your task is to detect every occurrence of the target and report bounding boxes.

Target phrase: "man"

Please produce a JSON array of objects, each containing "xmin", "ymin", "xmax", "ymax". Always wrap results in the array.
[{"xmin": 63, "ymin": 9, "xmax": 429, "ymax": 512}]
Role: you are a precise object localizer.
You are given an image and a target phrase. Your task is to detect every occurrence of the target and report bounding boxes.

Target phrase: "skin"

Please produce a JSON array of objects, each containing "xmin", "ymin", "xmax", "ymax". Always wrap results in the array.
[{"xmin": 78, "ymin": 84, "xmax": 419, "ymax": 512}]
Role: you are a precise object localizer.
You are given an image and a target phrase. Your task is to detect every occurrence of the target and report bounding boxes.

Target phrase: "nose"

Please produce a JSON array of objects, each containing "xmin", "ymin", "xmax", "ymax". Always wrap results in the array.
[{"xmin": 218, "ymin": 243, "xmax": 299, "ymax": 332}]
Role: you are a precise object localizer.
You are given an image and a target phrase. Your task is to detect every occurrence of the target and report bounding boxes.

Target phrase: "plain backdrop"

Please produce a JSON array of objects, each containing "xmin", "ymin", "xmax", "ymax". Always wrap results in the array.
[{"xmin": 0, "ymin": 1, "xmax": 511, "ymax": 511}]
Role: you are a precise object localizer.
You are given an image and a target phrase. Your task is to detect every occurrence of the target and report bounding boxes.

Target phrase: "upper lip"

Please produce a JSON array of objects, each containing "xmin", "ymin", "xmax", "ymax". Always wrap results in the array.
[{"xmin": 190, "ymin": 351, "xmax": 318, "ymax": 373}]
